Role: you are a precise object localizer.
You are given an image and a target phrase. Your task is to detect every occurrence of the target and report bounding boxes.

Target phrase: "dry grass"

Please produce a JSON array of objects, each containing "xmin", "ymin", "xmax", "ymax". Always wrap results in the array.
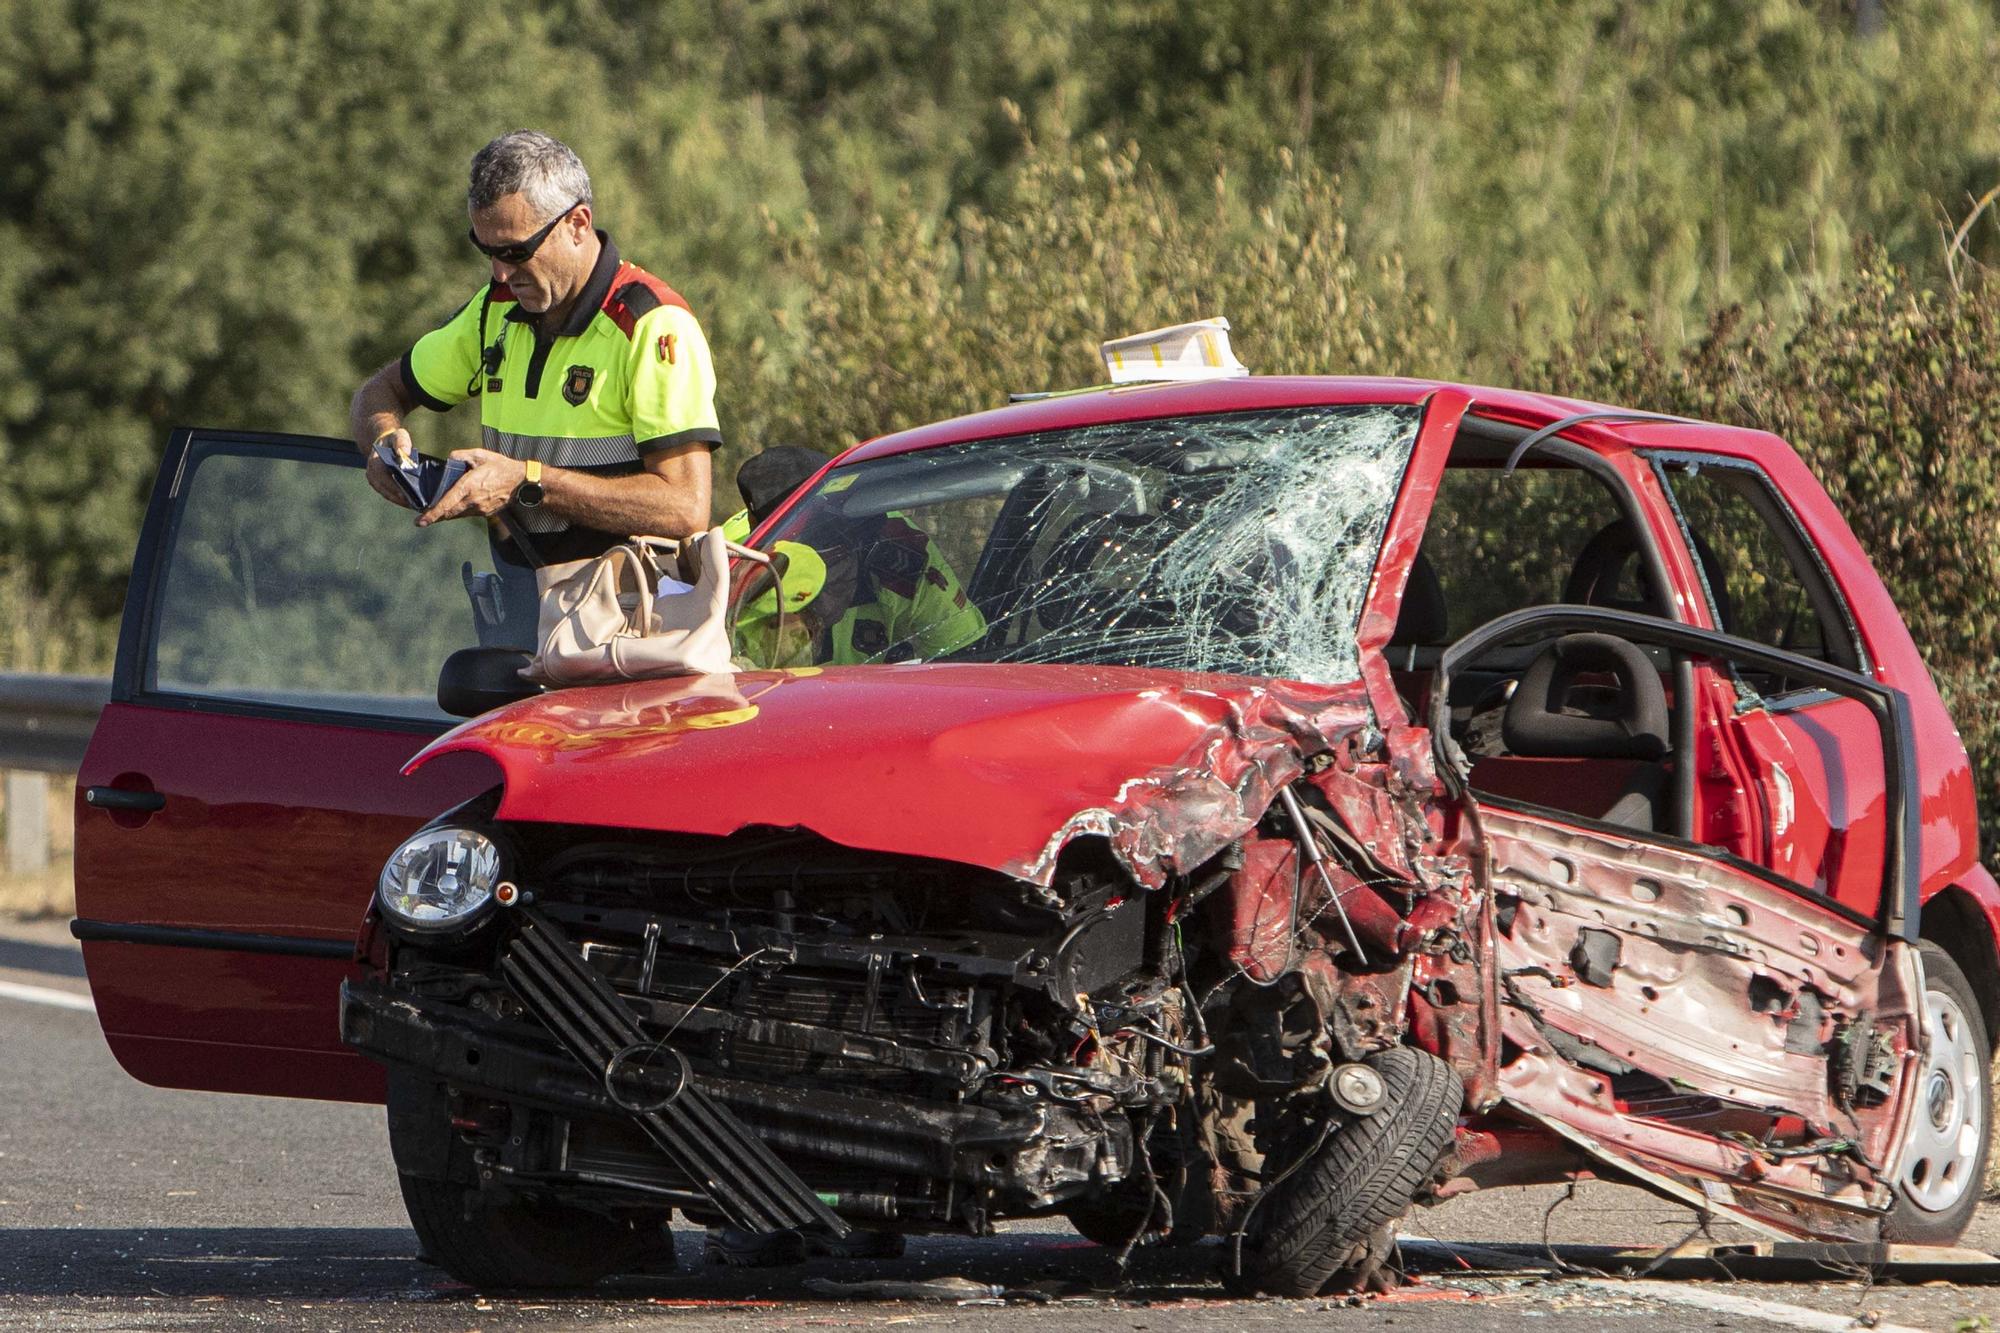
[
  {"xmin": 0, "ymin": 853, "xmax": 73, "ymax": 920},
  {"xmin": 0, "ymin": 770, "xmax": 76, "ymax": 922},
  {"xmin": 1989, "ymin": 1051, "xmax": 2000, "ymax": 1197}
]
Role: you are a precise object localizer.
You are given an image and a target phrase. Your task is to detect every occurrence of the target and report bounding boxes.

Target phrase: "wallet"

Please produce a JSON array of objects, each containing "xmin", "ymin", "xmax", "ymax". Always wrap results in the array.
[{"xmin": 375, "ymin": 443, "xmax": 471, "ymax": 510}]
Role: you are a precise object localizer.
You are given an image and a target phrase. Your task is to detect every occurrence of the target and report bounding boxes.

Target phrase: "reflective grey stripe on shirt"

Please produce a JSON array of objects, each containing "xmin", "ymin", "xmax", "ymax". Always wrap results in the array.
[
  {"xmin": 481, "ymin": 427, "xmax": 640, "ymax": 468},
  {"xmin": 483, "ymin": 428, "xmax": 642, "ymax": 531}
]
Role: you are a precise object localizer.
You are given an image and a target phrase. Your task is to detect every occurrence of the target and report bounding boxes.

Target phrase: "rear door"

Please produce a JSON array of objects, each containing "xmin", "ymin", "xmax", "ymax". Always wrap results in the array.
[{"xmin": 73, "ymin": 429, "xmax": 501, "ymax": 1102}]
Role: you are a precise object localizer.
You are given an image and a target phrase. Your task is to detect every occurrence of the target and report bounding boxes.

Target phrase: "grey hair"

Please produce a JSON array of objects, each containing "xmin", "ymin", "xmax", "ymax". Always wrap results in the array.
[{"xmin": 467, "ymin": 130, "xmax": 593, "ymax": 217}]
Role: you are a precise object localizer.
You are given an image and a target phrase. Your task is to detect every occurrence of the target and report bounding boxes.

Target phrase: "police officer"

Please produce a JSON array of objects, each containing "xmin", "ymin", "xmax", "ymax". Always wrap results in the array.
[
  {"xmin": 350, "ymin": 129, "xmax": 721, "ymax": 641},
  {"xmin": 720, "ymin": 448, "xmax": 986, "ymax": 667}
]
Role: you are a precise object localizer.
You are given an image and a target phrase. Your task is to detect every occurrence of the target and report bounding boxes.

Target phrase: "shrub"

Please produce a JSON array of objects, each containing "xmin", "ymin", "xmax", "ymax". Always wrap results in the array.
[{"xmin": 742, "ymin": 133, "xmax": 1449, "ymax": 452}]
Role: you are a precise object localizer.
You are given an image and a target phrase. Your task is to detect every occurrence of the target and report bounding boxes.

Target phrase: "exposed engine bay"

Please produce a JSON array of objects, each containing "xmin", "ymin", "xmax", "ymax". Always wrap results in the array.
[{"xmin": 347, "ymin": 756, "xmax": 1490, "ymax": 1285}]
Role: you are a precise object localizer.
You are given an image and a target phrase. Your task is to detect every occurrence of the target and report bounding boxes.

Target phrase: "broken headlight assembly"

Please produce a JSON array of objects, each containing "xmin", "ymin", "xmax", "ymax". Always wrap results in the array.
[{"xmin": 376, "ymin": 826, "xmax": 506, "ymax": 935}]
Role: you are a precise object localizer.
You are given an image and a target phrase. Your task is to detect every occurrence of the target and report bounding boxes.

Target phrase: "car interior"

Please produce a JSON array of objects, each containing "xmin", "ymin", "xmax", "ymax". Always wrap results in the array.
[{"xmin": 1386, "ymin": 420, "xmax": 1694, "ymax": 840}]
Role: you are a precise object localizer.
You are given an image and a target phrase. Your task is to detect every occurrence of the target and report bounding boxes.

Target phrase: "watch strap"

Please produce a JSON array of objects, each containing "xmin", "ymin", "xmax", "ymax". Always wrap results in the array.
[{"xmin": 515, "ymin": 458, "xmax": 546, "ymax": 509}]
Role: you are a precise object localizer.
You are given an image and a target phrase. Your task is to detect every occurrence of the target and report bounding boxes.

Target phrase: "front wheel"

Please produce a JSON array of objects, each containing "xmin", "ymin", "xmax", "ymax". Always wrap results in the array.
[
  {"xmin": 387, "ymin": 1076, "xmax": 669, "ymax": 1289},
  {"xmin": 1884, "ymin": 941, "xmax": 1992, "ymax": 1244},
  {"xmin": 397, "ymin": 1173, "xmax": 666, "ymax": 1289},
  {"xmin": 1230, "ymin": 1046, "xmax": 1462, "ymax": 1297}
]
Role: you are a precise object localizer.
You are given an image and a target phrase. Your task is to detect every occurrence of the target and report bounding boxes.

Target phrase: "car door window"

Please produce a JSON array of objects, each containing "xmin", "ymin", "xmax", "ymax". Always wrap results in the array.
[
  {"xmin": 1421, "ymin": 463, "xmax": 1648, "ymax": 639},
  {"xmin": 148, "ymin": 440, "xmax": 498, "ymax": 720},
  {"xmin": 1653, "ymin": 457, "xmax": 1863, "ymax": 693},
  {"xmin": 1405, "ymin": 460, "xmax": 1685, "ymax": 834},
  {"xmin": 1653, "ymin": 455, "xmax": 1884, "ymax": 909}
]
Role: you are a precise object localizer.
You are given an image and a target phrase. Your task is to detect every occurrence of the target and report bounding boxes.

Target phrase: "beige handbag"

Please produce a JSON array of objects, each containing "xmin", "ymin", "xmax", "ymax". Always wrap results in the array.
[{"xmin": 521, "ymin": 528, "xmax": 781, "ymax": 687}]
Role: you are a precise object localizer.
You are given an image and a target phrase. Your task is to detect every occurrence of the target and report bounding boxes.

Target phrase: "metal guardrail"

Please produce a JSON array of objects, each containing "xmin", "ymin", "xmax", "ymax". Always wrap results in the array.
[{"xmin": 0, "ymin": 674, "xmax": 110, "ymax": 774}]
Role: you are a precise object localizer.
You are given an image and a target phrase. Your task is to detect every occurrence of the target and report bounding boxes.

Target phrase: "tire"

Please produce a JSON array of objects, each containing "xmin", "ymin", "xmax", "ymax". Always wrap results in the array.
[
  {"xmin": 1064, "ymin": 1121, "xmax": 1209, "ymax": 1249},
  {"xmin": 1065, "ymin": 1192, "xmax": 1202, "ymax": 1249},
  {"xmin": 1883, "ymin": 940, "xmax": 1992, "ymax": 1244},
  {"xmin": 1231, "ymin": 1046, "xmax": 1462, "ymax": 1298},
  {"xmin": 397, "ymin": 1172, "xmax": 662, "ymax": 1290},
  {"xmin": 386, "ymin": 1077, "xmax": 665, "ymax": 1289},
  {"xmin": 1064, "ymin": 1195, "xmax": 1153, "ymax": 1248}
]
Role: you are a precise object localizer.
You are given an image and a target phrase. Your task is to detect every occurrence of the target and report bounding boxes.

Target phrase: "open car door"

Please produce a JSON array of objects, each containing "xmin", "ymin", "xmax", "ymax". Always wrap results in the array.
[
  {"xmin": 1433, "ymin": 606, "xmax": 1924, "ymax": 1241},
  {"xmin": 72, "ymin": 429, "xmax": 501, "ymax": 1102}
]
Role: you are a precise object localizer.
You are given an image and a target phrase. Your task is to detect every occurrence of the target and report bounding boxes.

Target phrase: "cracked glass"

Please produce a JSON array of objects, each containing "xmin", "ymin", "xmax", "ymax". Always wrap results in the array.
[{"xmin": 735, "ymin": 404, "xmax": 1422, "ymax": 682}]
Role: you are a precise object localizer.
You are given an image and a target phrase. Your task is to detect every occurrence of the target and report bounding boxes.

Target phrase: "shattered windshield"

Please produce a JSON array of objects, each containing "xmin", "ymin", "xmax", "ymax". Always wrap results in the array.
[{"xmin": 736, "ymin": 404, "xmax": 1422, "ymax": 682}]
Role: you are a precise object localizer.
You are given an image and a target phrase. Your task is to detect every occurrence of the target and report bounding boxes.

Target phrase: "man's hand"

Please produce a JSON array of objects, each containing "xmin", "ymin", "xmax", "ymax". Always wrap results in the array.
[
  {"xmin": 417, "ymin": 447, "xmax": 525, "ymax": 527},
  {"xmin": 365, "ymin": 427, "xmax": 416, "ymax": 509}
]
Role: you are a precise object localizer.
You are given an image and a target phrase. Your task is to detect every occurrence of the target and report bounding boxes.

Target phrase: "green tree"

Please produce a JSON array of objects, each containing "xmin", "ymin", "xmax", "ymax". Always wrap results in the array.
[{"xmin": 753, "ymin": 133, "xmax": 1448, "ymax": 450}]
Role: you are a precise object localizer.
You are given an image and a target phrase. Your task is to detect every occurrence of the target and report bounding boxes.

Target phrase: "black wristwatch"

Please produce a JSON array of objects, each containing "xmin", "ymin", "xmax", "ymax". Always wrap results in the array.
[{"xmin": 514, "ymin": 459, "xmax": 545, "ymax": 508}]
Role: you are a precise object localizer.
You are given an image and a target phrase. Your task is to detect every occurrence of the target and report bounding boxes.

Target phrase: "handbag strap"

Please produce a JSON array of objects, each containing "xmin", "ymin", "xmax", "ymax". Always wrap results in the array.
[
  {"xmin": 631, "ymin": 532, "xmax": 787, "ymax": 666},
  {"xmin": 724, "ymin": 541, "xmax": 785, "ymax": 666},
  {"xmin": 619, "ymin": 545, "xmax": 664, "ymax": 635}
]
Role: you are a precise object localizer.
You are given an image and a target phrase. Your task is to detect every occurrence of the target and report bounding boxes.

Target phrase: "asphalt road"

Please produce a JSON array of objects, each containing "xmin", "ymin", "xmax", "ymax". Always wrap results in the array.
[{"xmin": 5, "ymin": 918, "xmax": 2000, "ymax": 1331}]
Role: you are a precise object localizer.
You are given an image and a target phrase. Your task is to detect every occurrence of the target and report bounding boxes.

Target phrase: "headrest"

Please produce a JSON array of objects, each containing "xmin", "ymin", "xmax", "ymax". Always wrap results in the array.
[
  {"xmin": 737, "ymin": 445, "xmax": 829, "ymax": 524},
  {"xmin": 1391, "ymin": 551, "xmax": 1447, "ymax": 644},
  {"xmin": 1563, "ymin": 521, "xmax": 1668, "ymax": 616},
  {"xmin": 1502, "ymin": 633, "xmax": 1670, "ymax": 761}
]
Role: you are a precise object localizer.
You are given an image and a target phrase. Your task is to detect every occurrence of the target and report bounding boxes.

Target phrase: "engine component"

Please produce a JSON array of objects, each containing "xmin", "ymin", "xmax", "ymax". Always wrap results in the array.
[
  {"xmin": 1328, "ymin": 1061, "xmax": 1388, "ymax": 1115},
  {"xmin": 495, "ymin": 904, "xmax": 848, "ymax": 1239}
]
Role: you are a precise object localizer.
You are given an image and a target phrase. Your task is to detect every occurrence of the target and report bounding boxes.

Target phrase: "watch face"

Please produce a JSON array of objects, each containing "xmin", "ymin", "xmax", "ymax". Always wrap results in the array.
[{"xmin": 515, "ymin": 481, "xmax": 545, "ymax": 508}]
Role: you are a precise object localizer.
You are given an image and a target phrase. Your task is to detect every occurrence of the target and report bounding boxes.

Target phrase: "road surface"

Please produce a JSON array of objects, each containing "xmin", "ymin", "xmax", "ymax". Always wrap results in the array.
[{"xmin": 4, "ymin": 917, "xmax": 1997, "ymax": 1331}]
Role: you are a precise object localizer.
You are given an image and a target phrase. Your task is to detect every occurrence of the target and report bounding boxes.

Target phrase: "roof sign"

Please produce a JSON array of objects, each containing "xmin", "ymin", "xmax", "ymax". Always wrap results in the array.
[{"xmin": 1099, "ymin": 317, "xmax": 1249, "ymax": 385}]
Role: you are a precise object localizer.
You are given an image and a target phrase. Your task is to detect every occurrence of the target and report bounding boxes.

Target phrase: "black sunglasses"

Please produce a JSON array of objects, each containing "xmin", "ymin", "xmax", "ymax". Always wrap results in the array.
[{"xmin": 467, "ymin": 199, "xmax": 585, "ymax": 266}]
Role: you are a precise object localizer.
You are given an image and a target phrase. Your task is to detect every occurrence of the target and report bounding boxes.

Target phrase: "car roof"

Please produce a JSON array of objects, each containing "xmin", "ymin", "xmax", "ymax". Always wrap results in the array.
[{"xmin": 837, "ymin": 375, "xmax": 1786, "ymax": 467}]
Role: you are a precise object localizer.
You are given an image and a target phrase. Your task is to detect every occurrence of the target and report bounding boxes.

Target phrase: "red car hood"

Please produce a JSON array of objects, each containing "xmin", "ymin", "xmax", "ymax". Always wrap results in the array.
[{"xmin": 409, "ymin": 663, "xmax": 1372, "ymax": 886}]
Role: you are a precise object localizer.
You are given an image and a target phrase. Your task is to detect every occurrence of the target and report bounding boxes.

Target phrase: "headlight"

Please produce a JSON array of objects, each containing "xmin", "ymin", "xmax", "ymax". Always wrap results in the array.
[{"xmin": 377, "ymin": 826, "xmax": 505, "ymax": 933}]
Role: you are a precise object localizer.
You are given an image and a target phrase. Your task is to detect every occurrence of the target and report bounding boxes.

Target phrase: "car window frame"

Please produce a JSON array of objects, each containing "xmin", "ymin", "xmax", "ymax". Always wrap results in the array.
[
  {"xmin": 111, "ymin": 427, "xmax": 462, "ymax": 737},
  {"xmin": 1645, "ymin": 450, "xmax": 1870, "ymax": 711}
]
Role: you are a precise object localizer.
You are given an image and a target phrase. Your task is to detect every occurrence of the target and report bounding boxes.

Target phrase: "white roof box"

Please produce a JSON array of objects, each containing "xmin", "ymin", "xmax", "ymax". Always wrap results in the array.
[{"xmin": 1099, "ymin": 317, "xmax": 1249, "ymax": 385}]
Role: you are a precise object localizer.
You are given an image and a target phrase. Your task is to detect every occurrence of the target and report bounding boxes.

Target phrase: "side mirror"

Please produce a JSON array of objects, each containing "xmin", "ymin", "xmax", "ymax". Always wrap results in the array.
[{"xmin": 437, "ymin": 648, "xmax": 542, "ymax": 718}]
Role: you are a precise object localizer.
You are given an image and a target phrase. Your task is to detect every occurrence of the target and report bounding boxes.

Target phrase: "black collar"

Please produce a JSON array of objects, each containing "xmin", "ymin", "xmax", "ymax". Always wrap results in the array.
[{"xmin": 505, "ymin": 230, "xmax": 620, "ymax": 338}]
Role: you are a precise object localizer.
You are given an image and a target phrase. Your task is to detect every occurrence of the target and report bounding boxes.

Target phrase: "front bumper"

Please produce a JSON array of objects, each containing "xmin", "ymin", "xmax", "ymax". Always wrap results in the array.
[{"xmin": 340, "ymin": 976, "xmax": 1132, "ymax": 1218}]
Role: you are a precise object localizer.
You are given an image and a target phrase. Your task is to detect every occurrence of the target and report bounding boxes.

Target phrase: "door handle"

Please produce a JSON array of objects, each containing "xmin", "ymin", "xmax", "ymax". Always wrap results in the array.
[{"xmin": 85, "ymin": 787, "xmax": 166, "ymax": 813}]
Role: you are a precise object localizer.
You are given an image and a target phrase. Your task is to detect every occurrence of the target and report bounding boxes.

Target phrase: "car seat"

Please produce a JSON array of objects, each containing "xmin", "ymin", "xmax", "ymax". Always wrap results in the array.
[
  {"xmin": 1565, "ymin": 519, "xmax": 1734, "ymax": 628},
  {"xmin": 1499, "ymin": 632, "xmax": 1672, "ymax": 832}
]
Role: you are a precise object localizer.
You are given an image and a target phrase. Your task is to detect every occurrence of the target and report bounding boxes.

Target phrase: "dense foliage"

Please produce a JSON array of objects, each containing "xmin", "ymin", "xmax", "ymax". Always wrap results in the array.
[{"xmin": 3, "ymin": 0, "xmax": 1998, "ymax": 836}]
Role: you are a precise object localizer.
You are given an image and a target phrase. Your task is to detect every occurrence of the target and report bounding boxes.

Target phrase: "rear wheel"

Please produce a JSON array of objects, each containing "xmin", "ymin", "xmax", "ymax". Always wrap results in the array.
[
  {"xmin": 1065, "ymin": 1119, "xmax": 1210, "ymax": 1249},
  {"xmin": 1230, "ymin": 1046, "xmax": 1461, "ymax": 1297},
  {"xmin": 1065, "ymin": 1188, "xmax": 1205, "ymax": 1249},
  {"xmin": 1884, "ymin": 941, "xmax": 1991, "ymax": 1244}
]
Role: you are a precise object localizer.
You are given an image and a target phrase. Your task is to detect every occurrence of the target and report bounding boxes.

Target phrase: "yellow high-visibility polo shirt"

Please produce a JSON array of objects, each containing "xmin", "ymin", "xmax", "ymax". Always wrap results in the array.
[{"xmin": 400, "ymin": 232, "xmax": 721, "ymax": 560}]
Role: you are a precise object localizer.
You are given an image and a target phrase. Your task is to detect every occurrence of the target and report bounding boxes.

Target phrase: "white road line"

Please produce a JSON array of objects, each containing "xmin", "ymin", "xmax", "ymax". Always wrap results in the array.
[
  {"xmin": 0, "ymin": 978, "xmax": 94, "ymax": 1013},
  {"xmin": 1579, "ymin": 1278, "xmax": 1925, "ymax": 1333}
]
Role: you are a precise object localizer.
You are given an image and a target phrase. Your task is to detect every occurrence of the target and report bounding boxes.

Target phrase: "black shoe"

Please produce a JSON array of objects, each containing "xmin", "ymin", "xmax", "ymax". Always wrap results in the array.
[
  {"xmin": 805, "ymin": 1228, "xmax": 905, "ymax": 1260},
  {"xmin": 704, "ymin": 1227, "xmax": 808, "ymax": 1268}
]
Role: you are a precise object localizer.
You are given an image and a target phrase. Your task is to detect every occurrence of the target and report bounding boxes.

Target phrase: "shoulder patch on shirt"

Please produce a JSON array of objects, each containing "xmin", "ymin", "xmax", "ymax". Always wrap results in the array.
[{"xmin": 604, "ymin": 263, "xmax": 692, "ymax": 340}]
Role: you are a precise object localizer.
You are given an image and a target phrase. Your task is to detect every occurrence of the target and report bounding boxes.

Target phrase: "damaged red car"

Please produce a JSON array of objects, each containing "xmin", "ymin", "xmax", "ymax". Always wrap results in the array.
[{"xmin": 72, "ymin": 372, "xmax": 1999, "ymax": 1295}]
